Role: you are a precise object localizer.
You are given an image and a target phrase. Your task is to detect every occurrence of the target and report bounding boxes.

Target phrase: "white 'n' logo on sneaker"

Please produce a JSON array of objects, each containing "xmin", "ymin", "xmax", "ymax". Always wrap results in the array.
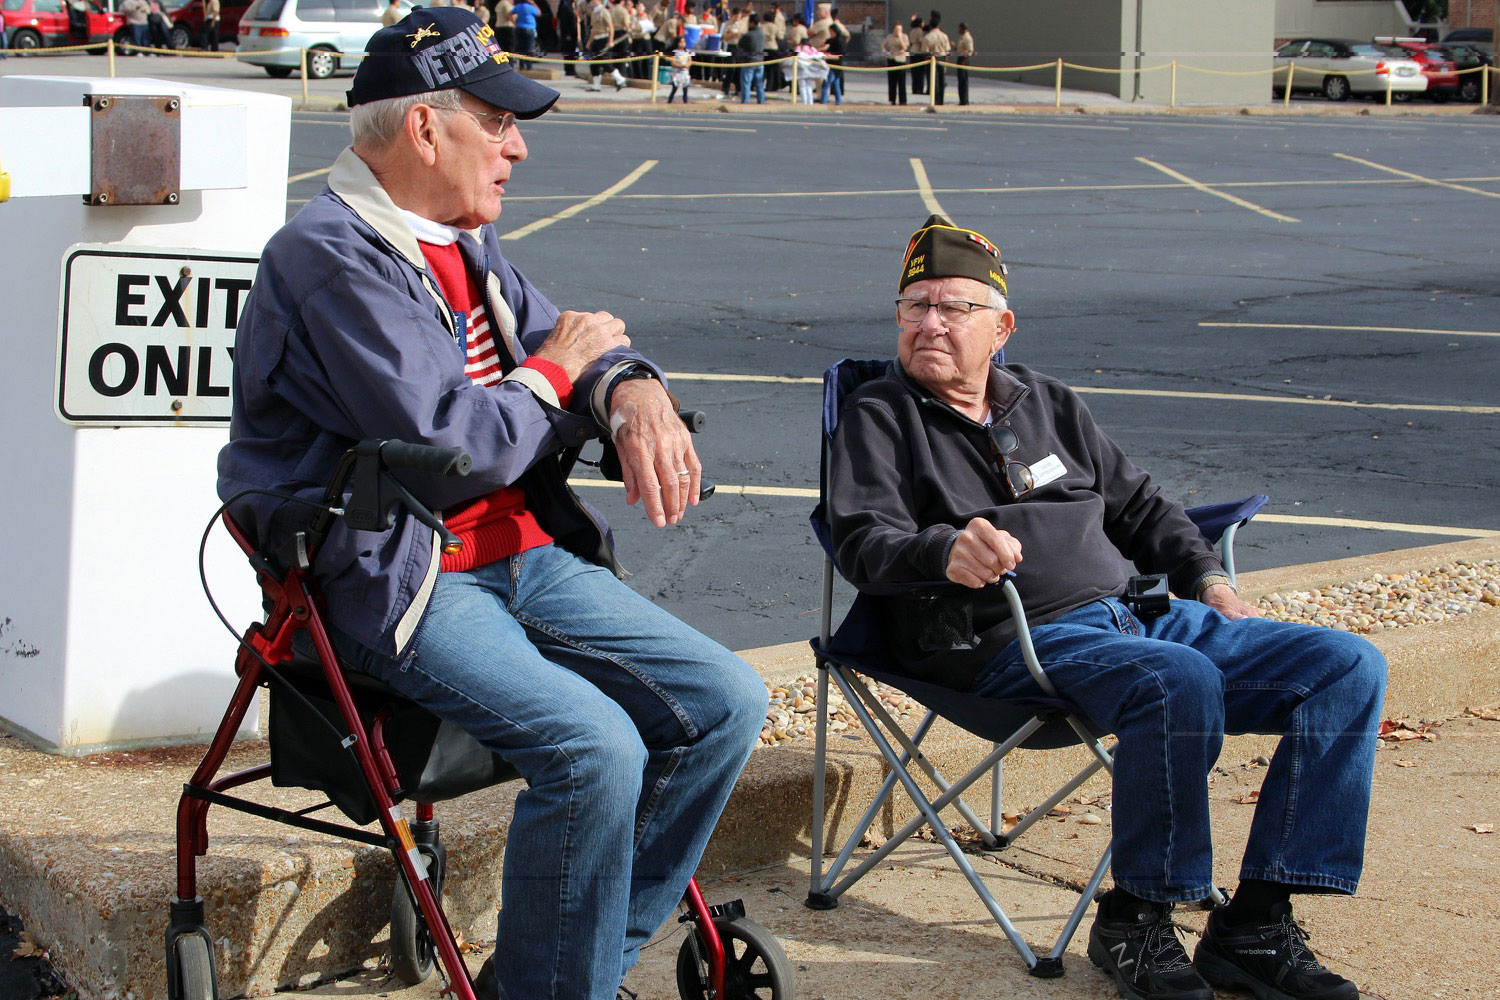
[{"xmin": 1110, "ymin": 942, "xmax": 1134, "ymax": 969}]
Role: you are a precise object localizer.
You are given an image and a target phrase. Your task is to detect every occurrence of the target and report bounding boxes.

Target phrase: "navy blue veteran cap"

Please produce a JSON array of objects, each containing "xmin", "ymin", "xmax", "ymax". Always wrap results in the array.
[{"xmin": 347, "ymin": 6, "xmax": 559, "ymax": 118}]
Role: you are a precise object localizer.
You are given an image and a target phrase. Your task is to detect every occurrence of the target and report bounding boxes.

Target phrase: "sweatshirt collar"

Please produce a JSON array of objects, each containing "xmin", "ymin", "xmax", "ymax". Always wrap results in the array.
[{"xmin": 894, "ymin": 358, "xmax": 1029, "ymax": 425}]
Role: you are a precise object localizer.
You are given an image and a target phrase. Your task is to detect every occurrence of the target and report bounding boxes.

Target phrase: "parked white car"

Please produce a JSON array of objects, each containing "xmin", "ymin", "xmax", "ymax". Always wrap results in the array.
[
  {"xmin": 237, "ymin": 0, "xmax": 410, "ymax": 79},
  {"xmin": 1273, "ymin": 38, "xmax": 1427, "ymax": 101}
]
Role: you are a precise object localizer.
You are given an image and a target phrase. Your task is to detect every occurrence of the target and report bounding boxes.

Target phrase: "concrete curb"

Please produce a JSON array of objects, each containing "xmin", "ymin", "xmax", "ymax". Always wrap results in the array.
[{"xmin": 3, "ymin": 538, "xmax": 1497, "ymax": 998}]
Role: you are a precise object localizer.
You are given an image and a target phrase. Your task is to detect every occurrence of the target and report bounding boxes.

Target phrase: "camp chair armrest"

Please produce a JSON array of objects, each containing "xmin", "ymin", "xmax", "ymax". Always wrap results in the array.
[{"xmin": 999, "ymin": 578, "xmax": 1060, "ymax": 698}]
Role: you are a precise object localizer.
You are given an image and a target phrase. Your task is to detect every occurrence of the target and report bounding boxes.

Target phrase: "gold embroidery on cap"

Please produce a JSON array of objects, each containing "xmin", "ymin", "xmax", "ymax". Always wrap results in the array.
[{"xmin": 408, "ymin": 24, "xmax": 441, "ymax": 47}]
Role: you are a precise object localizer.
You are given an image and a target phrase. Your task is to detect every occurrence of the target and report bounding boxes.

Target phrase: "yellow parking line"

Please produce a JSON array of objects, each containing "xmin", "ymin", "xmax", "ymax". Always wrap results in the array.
[
  {"xmin": 1200, "ymin": 322, "xmax": 1500, "ymax": 339},
  {"xmin": 1073, "ymin": 386, "xmax": 1499, "ymax": 416},
  {"xmin": 663, "ymin": 371, "xmax": 1497, "ymax": 414},
  {"xmin": 909, "ymin": 157, "xmax": 948, "ymax": 218},
  {"xmin": 542, "ymin": 117, "xmax": 756, "ymax": 133},
  {"xmin": 1136, "ymin": 157, "xmax": 1300, "ymax": 223},
  {"xmin": 500, "ymin": 159, "xmax": 657, "ymax": 241},
  {"xmin": 287, "ymin": 166, "xmax": 332, "ymax": 183},
  {"xmin": 664, "ymin": 372, "xmax": 822, "ymax": 384},
  {"xmin": 567, "ymin": 478, "xmax": 821, "ymax": 499},
  {"xmin": 564, "ymin": 478, "xmax": 1496, "ymax": 535},
  {"xmin": 1333, "ymin": 153, "xmax": 1500, "ymax": 200},
  {"xmin": 1258, "ymin": 514, "xmax": 1500, "ymax": 539}
]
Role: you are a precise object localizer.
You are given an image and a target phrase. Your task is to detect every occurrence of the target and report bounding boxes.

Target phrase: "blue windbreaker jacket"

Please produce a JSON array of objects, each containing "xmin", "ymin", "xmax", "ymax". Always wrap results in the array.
[{"xmin": 218, "ymin": 148, "xmax": 659, "ymax": 659}]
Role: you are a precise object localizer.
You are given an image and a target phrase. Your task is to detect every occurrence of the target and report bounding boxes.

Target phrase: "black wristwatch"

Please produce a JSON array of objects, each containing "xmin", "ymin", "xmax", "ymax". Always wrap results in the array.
[{"xmin": 603, "ymin": 364, "xmax": 658, "ymax": 412}]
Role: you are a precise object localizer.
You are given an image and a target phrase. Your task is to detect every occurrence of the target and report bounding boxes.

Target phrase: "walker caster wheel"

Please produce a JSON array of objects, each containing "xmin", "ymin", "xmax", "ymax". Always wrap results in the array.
[{"xmin": 675, "ymin": 914, "xmax": 794, "ymax": 999}]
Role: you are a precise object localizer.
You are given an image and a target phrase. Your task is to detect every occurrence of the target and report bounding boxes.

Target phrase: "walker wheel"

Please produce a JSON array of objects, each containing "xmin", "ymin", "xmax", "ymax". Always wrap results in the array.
[
  {"xmin": 675, "ymin": 914, "xmax": 794, "ymax": 999},
  {"xmin": 168, "ymin": 933, "xmax": 218, "ymax": 1000},
  {"xmin": 390, "ymin": 842, "xmax": 445, "ymax": 985}
]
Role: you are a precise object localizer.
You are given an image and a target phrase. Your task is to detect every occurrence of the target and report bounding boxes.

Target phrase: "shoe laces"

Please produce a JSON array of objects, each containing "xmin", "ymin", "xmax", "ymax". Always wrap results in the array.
[
  {"xmin": 1271, "ymin": 913, "xmax": 1324, "ymax": 974},
  {"xmin": 1140, "ymin": 909, "xmax": 1195, "ymax": 974}
]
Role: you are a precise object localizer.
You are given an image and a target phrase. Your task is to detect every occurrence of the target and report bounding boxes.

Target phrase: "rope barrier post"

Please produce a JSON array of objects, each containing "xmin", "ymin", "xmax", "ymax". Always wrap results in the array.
[
  {"xmin": 1054, "ymin": 57, "xmax": 1063, "ymax": 107},
  {"xmin": 1385, "ymin": 71, "xmax": 1392, "ymax": 107},
  {"xmin": 1484, "ymin": 64, "xmax": 1492, "ymax": 106},
  {"xmin": 927, "ymin": 56, "xmax": 936, "ymax": 107},
  {"xmin": 790, "ymin": 53, "xmax": 798, "ymax": 103},
  {"xmin": 1283, "ymin": 63, "xmax": 1293, "ymax": 108},
  {"xmin": 300, "ymin": 47, "xmax": 309, "ymax": 105},
  {"xmin": 1170, "ymin": 59, "xmax": 1177, "ymax": 107},
  {"xmin": 650, "ymin": 52, "xmax": 659, "ymax": 103},
  {"xmin": 107, "ymin": 37, "xmax": 116, "ymax": 78}
]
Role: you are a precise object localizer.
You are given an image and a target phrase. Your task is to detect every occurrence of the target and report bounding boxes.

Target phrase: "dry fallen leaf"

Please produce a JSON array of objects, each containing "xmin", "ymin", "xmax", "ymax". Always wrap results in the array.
[
  {"xmin": 1234, "ymin": 789, "xmax": 1261, "ymax": 805},
  {"xmin": 1047, "ymin": 805, "xmax": 1072, "ymax": 817},
  {"xmin": 12, "ymin": 931, "xmax": 45, "ymax": 960},
  {"xmin": 1467, "ymin": 823, "xmax": 1494, "ymax": 834},
  {"xmin": 1463, "ymin": 705, "xmax": 1500, "ymax": 722},
  {"xmin": 1394, "ymin": 760, "xmax": 1416, "ymax": 768}
]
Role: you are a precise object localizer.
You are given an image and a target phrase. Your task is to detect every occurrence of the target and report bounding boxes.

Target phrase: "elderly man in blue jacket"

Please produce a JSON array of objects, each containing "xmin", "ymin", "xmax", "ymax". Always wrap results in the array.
[{"xmin": 217, "ymin": 9, "xmax": 766, "ymax": 999}]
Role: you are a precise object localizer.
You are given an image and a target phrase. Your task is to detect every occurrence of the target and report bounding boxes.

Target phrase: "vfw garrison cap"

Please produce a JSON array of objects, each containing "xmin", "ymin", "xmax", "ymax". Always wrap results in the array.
[
  {"xmin": 899, "ymin": 214, "xmax": 1009, "ymax": 296},
  {"xmin": 347, "ymin": 6, "xmax": 560, "ymax": 119}
]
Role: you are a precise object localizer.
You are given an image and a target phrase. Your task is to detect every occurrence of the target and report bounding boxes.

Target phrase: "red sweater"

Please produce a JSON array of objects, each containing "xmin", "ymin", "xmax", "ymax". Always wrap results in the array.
[{"xmin": 418, "ymin": 240, "xmax": 572, "ymax": 573}]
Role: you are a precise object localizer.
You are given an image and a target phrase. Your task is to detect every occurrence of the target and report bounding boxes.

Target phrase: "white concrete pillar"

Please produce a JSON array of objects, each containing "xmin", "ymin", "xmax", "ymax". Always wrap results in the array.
[{"xmin": 0, "ymin": 76, "xmax": 290, "ymax": 753}]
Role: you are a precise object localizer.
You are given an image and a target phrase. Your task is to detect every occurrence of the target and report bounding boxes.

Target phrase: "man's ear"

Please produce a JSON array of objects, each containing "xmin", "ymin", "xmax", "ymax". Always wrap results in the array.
[
  {"xmin": 993, "ymin": 309, "xmax": 1016, "ymax": 352},
  {"xmin": 404, "ymin": 103, "xmax": 442, "ymax": 167}
]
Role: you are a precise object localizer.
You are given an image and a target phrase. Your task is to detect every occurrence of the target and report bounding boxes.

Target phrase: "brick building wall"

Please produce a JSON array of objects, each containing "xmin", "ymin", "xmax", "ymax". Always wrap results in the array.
[{"xmin": 1446, "ymin": 0, "xmax": 1497, "ymax": 31}]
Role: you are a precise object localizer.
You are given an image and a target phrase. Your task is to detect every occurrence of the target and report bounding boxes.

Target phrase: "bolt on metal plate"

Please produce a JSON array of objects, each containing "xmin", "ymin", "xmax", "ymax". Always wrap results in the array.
[{"xmin": 85, "ymin": 95, "xmax": 182, "ymax": 207}]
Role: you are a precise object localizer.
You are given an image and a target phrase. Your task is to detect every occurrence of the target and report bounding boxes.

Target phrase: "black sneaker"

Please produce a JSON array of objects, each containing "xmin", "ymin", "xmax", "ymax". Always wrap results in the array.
[
  {"xmin": 1195, "ymin": 902, "xmax": 1358, "ymax": 1000},
  {"xmin": 1088, "ymin": 900, "xmax": 1213, "ymax": 1000}
]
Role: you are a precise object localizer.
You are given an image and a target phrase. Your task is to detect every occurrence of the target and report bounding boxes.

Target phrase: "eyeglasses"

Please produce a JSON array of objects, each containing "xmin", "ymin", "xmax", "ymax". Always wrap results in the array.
[
  {"xmin": 988, "ymin": 424, "xmax": 1034, "ymax": 501},
  {"xmin": 442, "ymin": 106, "xmax": 517, "ymax": 141},
  {"xmin": 895, "ymin": 298, "xmax": 995, "ymax": 325}
]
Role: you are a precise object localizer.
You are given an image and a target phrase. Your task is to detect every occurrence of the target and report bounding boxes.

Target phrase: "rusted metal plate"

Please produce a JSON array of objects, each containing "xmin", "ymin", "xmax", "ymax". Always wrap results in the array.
[{"xmin": 85, "ymin": 95, "xmax": 181, "ymax": 207}]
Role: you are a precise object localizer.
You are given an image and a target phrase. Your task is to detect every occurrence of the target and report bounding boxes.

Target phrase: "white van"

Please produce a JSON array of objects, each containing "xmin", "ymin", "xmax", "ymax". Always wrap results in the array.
[{"xmin": 237, "ymin": 0, "xmax": 409, "ymax": 79}]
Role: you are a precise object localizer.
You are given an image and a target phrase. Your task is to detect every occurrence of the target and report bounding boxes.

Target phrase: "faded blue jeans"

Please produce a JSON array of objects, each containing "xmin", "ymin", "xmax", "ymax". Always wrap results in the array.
[
  {"xmin": 970, "ymin": 597, "xmax": 1385, "ymax": 903},
  {"xmin": 335, "ymin": 543, "xmax": 767, "ymax": 1000}
]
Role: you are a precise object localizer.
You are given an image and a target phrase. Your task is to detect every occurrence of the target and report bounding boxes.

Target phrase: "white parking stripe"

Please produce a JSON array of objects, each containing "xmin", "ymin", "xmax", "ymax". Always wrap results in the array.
[{"xmin": 500, "ymin": 159, "xmax": 657, "ymax": 240}]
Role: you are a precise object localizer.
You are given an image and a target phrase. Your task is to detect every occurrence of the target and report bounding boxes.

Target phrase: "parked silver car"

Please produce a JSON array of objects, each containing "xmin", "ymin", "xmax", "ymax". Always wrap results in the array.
[
  {"xmin": 1273, "ymin": 37, "xmax": 1427, "ymax": 101},
  {"xmin": 236, "ymin": 0, "xmax": 410, "ymax": 79}
]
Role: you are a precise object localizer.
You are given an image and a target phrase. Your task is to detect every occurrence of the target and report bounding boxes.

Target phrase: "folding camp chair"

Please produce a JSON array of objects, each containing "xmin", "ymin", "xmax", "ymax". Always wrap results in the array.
[{"xmin": 804, "ymin": 357, "xmax": 1267, "ymax": 979}]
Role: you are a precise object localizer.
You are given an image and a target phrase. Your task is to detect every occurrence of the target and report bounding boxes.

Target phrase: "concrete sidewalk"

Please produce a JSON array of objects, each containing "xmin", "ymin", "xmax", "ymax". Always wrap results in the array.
[{"xmin": 1, "ymin": 538, "xmax": 1496, "ymax": 999}]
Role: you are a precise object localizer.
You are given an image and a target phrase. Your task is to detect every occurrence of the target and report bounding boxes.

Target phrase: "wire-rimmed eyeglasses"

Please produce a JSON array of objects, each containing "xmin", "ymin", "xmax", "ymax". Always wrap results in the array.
[
  {"xmin": 988, "ymin": 424, "xmax": 1034, "ymax": 501},
  {"xmin": 441, "ymin": 106, "xmax": 517, "ymax": 140},
  {"xmin": 894, "ymin": 298, "xmax": 995, "ymax": 325}
]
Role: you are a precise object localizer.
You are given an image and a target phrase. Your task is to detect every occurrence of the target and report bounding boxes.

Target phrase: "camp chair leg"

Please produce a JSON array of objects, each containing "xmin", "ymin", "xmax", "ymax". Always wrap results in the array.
[
  {"xmin": 841, "ymin": 670, "xmax": 1000, "ymax": 847},
  {"xmin": 837, "ymin": 672, "xmax": 1041, "ymax": 966},
  {"xmin": 815, "ymin": 709, "xmax": 942, "ymax": 900},
  {"xmin": 990, "ymin": 745, "xmax": 1003, "ymax": 834},
  {"xmin": 1036, "ymin": 843, "xmax": 1113, "ymax": 977},
  {"xmin": 808, "ymin": 660, "xmax": 831, "ymax": 905}
]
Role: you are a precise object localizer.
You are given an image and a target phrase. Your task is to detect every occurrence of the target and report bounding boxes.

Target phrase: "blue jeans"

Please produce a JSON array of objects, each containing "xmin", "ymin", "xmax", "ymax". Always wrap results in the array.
[
  {"xmin": 819, "ymin": 70, "xmax": 843, "ymax": 104},
  {"xmin": 335, "ymin": 544, "xmax": 767, "ymax": 1000},
  {"xmin": 739, "ymin": 63, "xmax": 764, "ymax": 103},
  {"xmin": 970, "ymin": 597, "xmax": 1385, "ymax": 903}
]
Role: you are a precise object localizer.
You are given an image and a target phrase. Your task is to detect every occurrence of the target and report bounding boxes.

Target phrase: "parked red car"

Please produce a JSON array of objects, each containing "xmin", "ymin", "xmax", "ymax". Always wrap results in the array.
[
  {"xmin": 166, "ymin": 0, "xmax": 251, "ymax": 48},
  {"xmin": 1377, "ymin": 36, "xmax": 1461, "ymax": 101},
  {"xmin": 1, "ymin": 0, "xmax": 124, "ymax": 49}
]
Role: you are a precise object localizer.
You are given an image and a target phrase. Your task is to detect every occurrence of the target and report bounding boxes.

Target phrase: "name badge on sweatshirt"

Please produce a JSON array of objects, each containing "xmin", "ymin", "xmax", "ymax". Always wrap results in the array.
[{"xmin": 1027, "ymin": 453, "xmax": 1066, "ymax": 489}]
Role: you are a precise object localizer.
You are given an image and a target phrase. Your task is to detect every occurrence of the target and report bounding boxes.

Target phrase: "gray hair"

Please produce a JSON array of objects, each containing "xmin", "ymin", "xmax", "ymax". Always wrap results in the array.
[
  {"xmin": 988, "ymin": 285, "xmax": 1009, "ymax": 313},
  {"xmin": 350, "ymin": 88, "xmax": 466, "ymax": 148}
]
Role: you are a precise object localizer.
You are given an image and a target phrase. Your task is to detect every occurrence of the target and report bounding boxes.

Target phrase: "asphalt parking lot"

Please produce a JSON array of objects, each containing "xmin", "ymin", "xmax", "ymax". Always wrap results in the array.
[{"xmin": 272, "ymin": 105, "xmax": 1500, "ymax": 650}]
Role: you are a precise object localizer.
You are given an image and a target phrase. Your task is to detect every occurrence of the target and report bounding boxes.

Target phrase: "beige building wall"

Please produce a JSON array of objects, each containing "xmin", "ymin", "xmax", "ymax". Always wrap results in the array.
[
  {"xmin": 1273, "ymin": 0, "xmax": 1413, "ymax": 42},
  {"xmin": 889, "ymin": 0, "xmax": 1273, "ymax": 104}
]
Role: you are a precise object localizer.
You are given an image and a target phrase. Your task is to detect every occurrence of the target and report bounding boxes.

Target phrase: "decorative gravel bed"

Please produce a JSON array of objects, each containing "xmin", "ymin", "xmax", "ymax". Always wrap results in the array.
[{"xmin": 756, "ymin": 560, "xmax": 1500, "ymax": 745}]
